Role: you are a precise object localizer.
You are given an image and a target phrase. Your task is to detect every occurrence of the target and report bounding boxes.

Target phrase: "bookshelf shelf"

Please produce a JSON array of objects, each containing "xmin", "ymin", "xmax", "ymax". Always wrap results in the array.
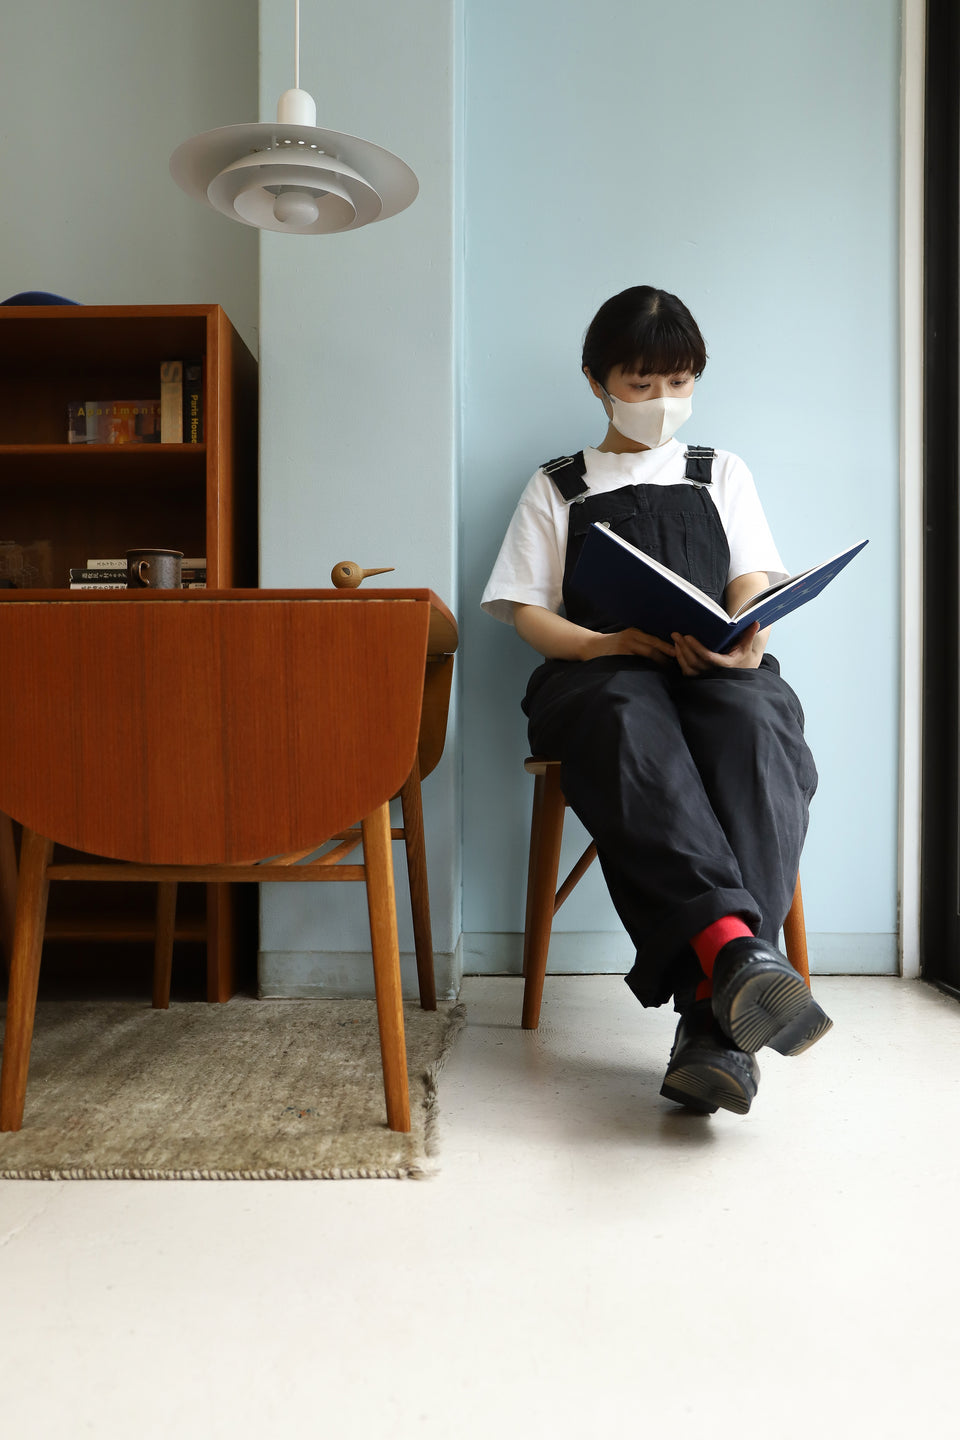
[
  {"xmin": 0, "ymin": 303, "xmax": 258, "ymax": 1000},
  {"xmin": 0, "ymin": 445, "xmax": 209, "ymax": 493},
  {"xmin": 0, "ymin": 443, "xmax": 209, "ymax": 455}
]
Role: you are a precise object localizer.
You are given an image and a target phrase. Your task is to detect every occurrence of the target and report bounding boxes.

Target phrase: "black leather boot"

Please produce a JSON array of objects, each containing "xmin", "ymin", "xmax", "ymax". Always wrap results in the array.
[
  {"xmin": 712, "ymin": 936, "xmax": 833, "ymax": 1056},
  {"xmin": 660, "ymin": 1000, "xmax": 761, "ymax": 1115}
]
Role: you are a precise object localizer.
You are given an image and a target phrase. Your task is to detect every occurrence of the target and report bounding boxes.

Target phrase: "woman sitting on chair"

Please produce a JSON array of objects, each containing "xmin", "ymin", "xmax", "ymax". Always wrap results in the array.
[{"xmin": 481, "ymin": 284, "xmax": 830, "ymax": 1118}]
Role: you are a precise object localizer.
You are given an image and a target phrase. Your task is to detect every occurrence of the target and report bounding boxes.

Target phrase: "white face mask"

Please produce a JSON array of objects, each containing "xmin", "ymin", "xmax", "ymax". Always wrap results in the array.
[{"xmin": 601, "ymin": 389, "xmax": 693, "ymax": 448}]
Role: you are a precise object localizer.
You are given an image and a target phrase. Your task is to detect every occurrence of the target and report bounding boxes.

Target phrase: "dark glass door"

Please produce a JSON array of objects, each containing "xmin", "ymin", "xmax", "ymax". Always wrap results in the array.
[{"xmin": 921, "ymin": 0, "xmax": 960, "ymax": 990}]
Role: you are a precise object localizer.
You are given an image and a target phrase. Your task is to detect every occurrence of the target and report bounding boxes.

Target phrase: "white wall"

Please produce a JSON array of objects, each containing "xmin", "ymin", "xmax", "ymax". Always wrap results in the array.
[
  {"xmin": 256, "ymin": 0, "xmax": 462, "ymax": 998},
  {"xmin": 461, "ymin": 0, "xmax": 902, "ymax": 977},
  {"xmin": 0, "ymin": 0, "xmax": 259, "ymax": 352}
]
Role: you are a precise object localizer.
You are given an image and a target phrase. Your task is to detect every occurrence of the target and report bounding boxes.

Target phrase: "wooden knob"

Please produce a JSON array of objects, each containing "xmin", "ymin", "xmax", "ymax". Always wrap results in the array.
[{"xmin": 330, "ymin": 561, "xmax": 396, "ymax": 589}]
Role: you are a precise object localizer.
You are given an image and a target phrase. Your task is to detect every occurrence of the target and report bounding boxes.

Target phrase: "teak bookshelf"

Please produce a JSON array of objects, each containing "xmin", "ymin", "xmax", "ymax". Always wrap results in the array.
[{"xmin": 0, "ymin": 303, "xmax": 258, "ymax": 1000}]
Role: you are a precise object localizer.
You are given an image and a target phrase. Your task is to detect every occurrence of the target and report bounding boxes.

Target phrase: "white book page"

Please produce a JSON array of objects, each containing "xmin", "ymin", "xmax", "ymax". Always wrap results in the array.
[
  {"xmin": 598, "ymin": 525, "xmax": 729, "ymax": 619},
  {"xmin": 730, "ymin": 572, "xmax": 807, "ymax": 618}
]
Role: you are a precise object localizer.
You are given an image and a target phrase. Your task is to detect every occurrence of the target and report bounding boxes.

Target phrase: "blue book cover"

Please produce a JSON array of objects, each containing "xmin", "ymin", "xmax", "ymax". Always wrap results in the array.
[{"xmin": 570, "ymin": 524, "xmax": 869, "ymax": 652}]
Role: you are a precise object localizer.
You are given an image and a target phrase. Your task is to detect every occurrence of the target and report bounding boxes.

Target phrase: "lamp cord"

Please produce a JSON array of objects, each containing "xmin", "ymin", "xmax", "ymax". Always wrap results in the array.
[{"xmin": 294, "ymin": 0, "xmax": 300, "ymax": 90}]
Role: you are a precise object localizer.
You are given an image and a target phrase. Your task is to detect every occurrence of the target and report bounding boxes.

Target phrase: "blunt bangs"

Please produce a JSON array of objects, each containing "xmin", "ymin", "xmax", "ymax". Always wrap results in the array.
[
  {"xmin": 616, "ymin": 319, "xmax": 706, "ymax": 380},
  {"xmin": 582, "ymin": 287, "xmax": 708, "ymax": 386}
]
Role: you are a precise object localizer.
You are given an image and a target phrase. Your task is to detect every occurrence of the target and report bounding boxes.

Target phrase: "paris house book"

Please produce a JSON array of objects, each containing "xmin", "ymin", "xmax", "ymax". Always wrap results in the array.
[{"xmin": 570, "ymin": 523, "xmax": 868, "ymax": 653}]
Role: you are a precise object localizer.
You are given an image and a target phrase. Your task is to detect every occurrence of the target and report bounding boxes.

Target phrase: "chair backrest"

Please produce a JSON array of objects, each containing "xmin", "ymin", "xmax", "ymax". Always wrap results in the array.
[{"xmin": 0, "ymin": 592, "xmax": 431, "ymax": 864}]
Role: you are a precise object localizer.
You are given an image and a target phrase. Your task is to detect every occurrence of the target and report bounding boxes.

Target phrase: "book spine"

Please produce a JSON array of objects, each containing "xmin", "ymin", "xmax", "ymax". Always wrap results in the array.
[
  {"xmin": 69, "ymin": 568, "xmax": 128, "ymax": 582},
  {"xmin": 67, "ymin": 401, "xmax": 87, "ymax": 443},
  {"xmin": 69, "ymin": 582, "xmax": 127, "ymax": 589},
  {"xmin": 84, "ymin": 559, "xmax": 206, "ymax": 577},
  {"xmin": 160, "ymin": 361, "xmax": 183, "ymax": 443},
  {"xmin": 66, "ymin": 400, "xmax": 161, "ymax": 444},
  {"xmin": 183, "ymin": 363, "xmax": 203, "ymax": 443}
]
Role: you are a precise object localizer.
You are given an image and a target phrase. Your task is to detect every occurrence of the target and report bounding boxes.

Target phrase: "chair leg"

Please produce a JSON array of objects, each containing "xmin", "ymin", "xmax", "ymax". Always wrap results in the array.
[
  {"xmin": 522, "ymin": 773, "xmax": 546, "ymax": 979},
  {"xmin": 152, "ymin": 882, "xmax": 178, "ymax": 1009},
  {"xmin": 521, "ymin": 766, "xmax": 567, "ymax": 1031},
  {"xmin": 0, "ymin": 811, "xmax": 17, "ymax": 978},
  {"xmin": 399, "ymin": 759, "xmax": 437, "ymax": 1011},
  {"xmin": 0, "ymin": 828, "xmax": 53, "ymax": 1131},
  {"xmin": 205, "ymin": 883, "xmax": 234, "ymax": 1002},
  {"xmin": 782, "ymin": 876, "xmax": 810, "ymax": 986},
  {"xmin": 362, "ymin": 801, "xmax": 411, "ymax": 1133}
]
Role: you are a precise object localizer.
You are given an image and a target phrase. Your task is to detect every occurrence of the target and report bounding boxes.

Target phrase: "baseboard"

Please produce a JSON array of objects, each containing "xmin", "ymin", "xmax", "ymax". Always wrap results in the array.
[
  {"xmin": 462, "ymin": 931, "xmax": 900, "ymax": 977},
  {"xmin": 257, "ymin": 930, "xmax": 899, "ymax": 996},
  {"xmin": 258, "ymin": 937, "xmax": 463, "ymax": 1001},
  {"xmin": 463, "ymin": 931, "xmax": 635, "ymax": 975}
]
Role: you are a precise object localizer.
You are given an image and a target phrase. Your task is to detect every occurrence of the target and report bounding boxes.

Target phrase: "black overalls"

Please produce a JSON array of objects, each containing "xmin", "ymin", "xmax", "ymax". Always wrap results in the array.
[{"xmin": 521, "ymin": 449, "xmax": 818, "ymax": 1011}]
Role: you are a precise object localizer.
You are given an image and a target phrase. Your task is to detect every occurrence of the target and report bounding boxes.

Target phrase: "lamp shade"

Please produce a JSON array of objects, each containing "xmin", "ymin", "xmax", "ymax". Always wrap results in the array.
[{"xmin": 170, "ymin": 119, "xmax": 418, "ymax": 235}]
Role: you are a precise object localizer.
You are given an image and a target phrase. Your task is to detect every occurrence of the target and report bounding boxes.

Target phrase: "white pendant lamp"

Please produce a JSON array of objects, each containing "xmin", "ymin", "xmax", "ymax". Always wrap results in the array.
[{"xmin": 170, "ymin": 1, "xmax": 418, "ymax": 235}]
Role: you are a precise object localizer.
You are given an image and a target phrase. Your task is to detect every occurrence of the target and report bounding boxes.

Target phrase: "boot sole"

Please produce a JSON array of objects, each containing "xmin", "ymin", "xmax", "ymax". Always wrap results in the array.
[
  {"xmin": 721, "ymin": 967, "xmax": 833, "ymax": 1056},
  {"xmin": 660, "ymin": 1056, "xmax": 755, "ymax": 1115}
]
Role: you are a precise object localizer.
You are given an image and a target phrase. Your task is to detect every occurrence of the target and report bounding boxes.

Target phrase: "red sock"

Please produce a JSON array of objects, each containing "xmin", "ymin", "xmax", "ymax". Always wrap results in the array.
[{"xmin": 691, "ymin": 916, "xmax": 754, "ymax": 1000}]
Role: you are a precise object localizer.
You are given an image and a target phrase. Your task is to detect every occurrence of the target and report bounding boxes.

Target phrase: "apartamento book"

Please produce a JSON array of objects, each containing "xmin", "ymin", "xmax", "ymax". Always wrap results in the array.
[{"xmin": 570, "ymin": 523, "xmax": 868, "ymax": 653}]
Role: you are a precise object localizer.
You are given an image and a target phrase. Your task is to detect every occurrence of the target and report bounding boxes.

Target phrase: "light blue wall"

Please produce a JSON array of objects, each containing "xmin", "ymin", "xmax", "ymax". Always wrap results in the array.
[
  {"xmin": 0, "ymin": 0, "xmax": 259, "ymax": 352},
  {"xmin": 0, "ymin": 0, "xmax": 901, "ymax": 997},
  {"xmin": 257, "ymin": 1, "xmax": 463, "ymax": 998},
  {"xmin": 461, "ymin": 0, "xmax": 902, "ymax": 975}
]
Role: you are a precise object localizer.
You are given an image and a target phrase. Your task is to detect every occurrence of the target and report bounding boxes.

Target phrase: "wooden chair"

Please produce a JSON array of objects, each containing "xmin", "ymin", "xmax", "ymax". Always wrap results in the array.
[
  {"xmin": 520, "ymin": 757, "xmax": 810, "ymax": 1030},
  {"xmin": 0, "ymin": 588, "xmax": 453, "ymax": 1133}
]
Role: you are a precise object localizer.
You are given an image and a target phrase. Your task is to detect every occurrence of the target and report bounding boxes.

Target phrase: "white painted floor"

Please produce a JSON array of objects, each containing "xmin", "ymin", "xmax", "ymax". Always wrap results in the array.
[{"xmin": 1, "ymin": 974, "xmax": 958, "ymax": 1439}]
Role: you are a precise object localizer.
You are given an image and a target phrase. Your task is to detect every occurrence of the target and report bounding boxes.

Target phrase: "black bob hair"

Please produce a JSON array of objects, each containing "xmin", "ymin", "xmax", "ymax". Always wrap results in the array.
[{"xmin": 581, "ymin": 286, "xmax": 708, "ymax": 387}]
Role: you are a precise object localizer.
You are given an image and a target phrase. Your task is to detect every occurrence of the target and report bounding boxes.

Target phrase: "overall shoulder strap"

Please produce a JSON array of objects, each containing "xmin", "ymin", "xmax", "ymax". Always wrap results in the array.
[
  {"xmin": 683, "ymin": 446, "xmax": 716, "ymax": 484},
  {"xmin": 541, "ymin": 451, "xmax": 588, "ymax": 501}
]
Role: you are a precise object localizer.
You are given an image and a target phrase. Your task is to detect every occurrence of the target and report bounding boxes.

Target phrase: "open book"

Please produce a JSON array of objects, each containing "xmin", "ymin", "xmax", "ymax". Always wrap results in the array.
[{"xmin": 570, "ymin": 523, "xmax": 869, "ymax": 652}]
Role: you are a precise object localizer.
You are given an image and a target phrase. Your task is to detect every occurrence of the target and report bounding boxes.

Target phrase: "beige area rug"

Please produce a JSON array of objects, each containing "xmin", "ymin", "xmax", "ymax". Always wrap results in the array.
[{"xmin": 0, "ymin": 997, "xmax": 466, "ymax": 1180}]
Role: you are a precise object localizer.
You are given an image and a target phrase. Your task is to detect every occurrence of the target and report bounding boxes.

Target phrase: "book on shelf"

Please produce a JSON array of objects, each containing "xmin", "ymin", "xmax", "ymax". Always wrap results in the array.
[
  {"xmin": 77, "ymin": 556, "xmax": 207, "ymax": 587},
  {"xmin": 85, "ymin": 556, "xmax": 206, "ymax": 568},
  {"xmin": 67, "ymin": 400, "xmax": 161, "ymax": 445},
  {"xmin": 160, "ymin": 361, "xmax": 183, "ymax": 443},
  {"xmin": 184, "ymin": 362, "xmax": 203, "ymax": 443},
  {"xmin": 69, "ymin": 567, "xmax": 128, "ymax": 582},
  {"xmin": 570, "ymin": 523, "xmax": 869, "ymax": 653},
  {"xmin": 68, "ymin": 580, "xmax": 207, "ymax": 590}
]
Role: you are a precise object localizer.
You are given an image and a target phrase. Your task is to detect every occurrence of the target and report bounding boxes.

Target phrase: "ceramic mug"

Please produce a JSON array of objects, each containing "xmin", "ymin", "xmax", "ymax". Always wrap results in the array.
[{"xmin": 126, "ymin": 548, "xmax": 183, "ymax": 589}]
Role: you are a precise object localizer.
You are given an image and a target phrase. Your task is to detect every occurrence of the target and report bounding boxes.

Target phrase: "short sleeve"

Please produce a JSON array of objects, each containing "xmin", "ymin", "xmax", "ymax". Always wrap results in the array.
[
  {"xmin": 718, "ymin": 456, "xmax": 787, "ymax": 586},
  {"xmin": 480, "ymin": 480, "xmax": 566, "ymax": 626}
]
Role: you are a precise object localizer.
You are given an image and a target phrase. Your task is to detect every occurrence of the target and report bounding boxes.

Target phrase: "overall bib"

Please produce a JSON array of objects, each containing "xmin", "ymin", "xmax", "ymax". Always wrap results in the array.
[{"xmin": 522, "ymin": 449, "xmax": 818, "ymax": 1011}]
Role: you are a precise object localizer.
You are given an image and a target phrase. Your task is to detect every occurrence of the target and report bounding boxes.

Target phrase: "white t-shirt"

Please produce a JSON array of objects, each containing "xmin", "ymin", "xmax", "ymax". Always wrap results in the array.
[{"xmin": 480, "ymin": 439, "xmax": 786, "ymax": 626}]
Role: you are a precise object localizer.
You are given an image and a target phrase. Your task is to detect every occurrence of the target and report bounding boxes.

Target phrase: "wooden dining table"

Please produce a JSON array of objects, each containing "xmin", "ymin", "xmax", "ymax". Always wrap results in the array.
[{"xmin": 0, "ymin": 587, "xmax": 458, "ymax": 1133}]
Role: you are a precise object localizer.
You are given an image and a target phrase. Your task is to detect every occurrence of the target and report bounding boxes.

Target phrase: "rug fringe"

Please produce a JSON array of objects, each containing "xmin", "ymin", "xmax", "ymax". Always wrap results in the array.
[{"xmin": 0, "ymin": 1165, "xmax": 428, "ymax": 1181}]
